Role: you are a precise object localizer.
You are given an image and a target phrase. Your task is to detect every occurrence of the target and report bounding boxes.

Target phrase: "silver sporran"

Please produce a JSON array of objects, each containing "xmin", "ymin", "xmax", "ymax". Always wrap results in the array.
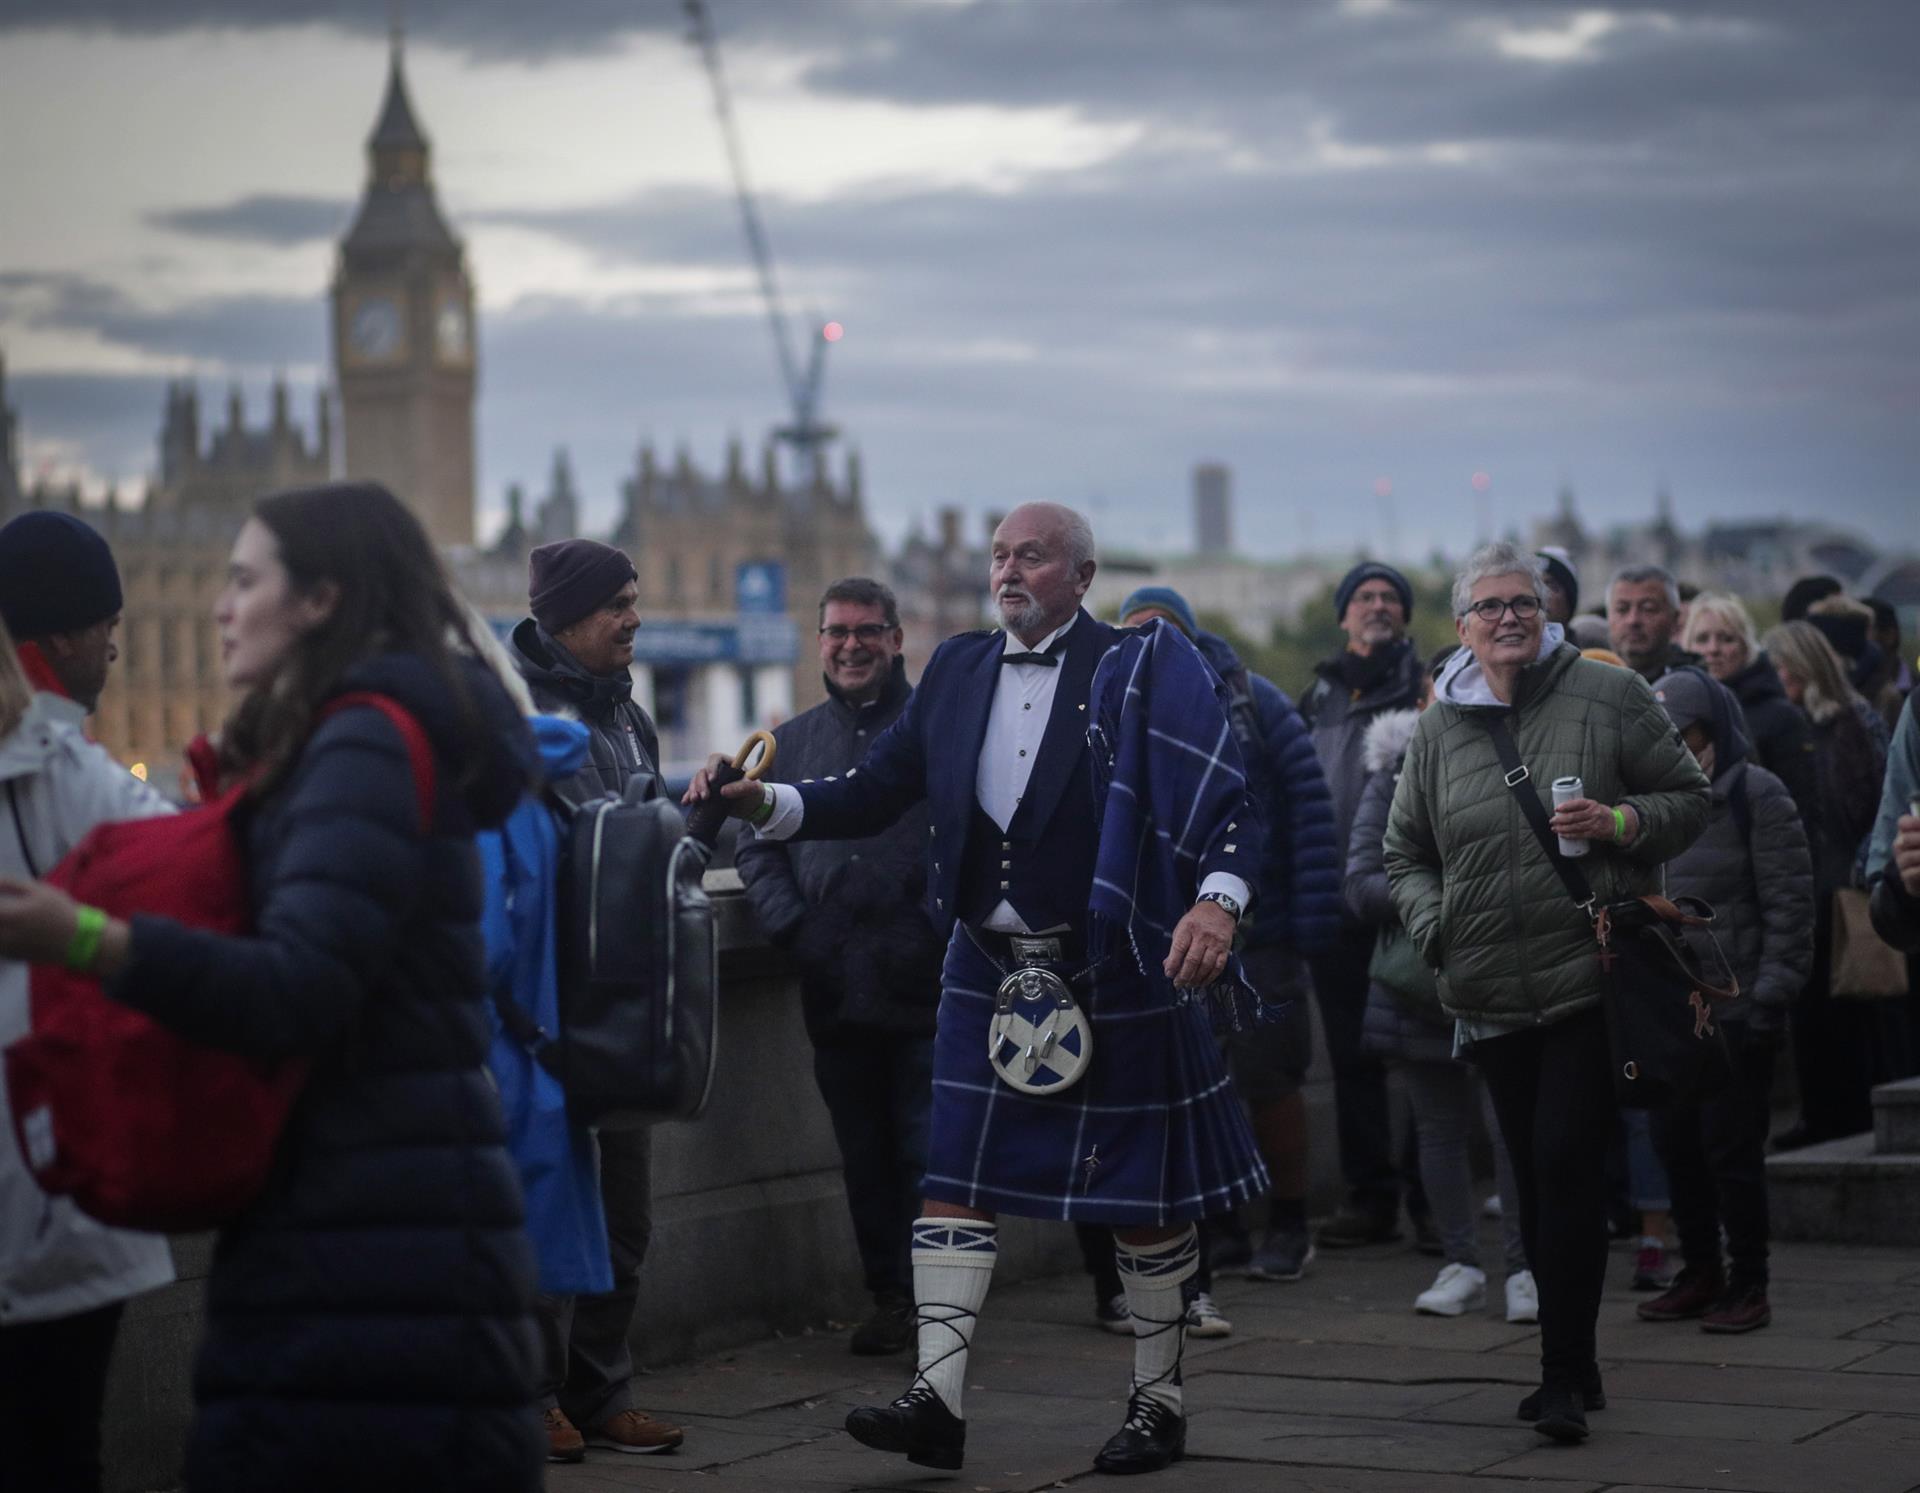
[{"xmin": 987, "ymin": 965, "xmax": 1093, "ymax": 1095}]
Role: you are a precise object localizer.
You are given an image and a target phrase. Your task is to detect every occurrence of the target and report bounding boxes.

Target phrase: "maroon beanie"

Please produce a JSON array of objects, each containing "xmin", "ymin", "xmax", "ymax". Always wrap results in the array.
[{"xmin": 529, "ymin": 539, "xmax": 637, "ymax": 634}]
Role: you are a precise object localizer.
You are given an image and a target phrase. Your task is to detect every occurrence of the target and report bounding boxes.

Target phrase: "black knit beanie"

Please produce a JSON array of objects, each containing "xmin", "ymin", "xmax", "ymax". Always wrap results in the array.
[
  {"xmin": 1334, "ymin": 561, "xmax": 1414, "ymax": 623},
  {"xmin": 0, "ymin": 511, "xmax": 123, "ymax": 639},
  {"xmin": 528, "ymin": 539, "xmax": 637, "ymax": 634}
]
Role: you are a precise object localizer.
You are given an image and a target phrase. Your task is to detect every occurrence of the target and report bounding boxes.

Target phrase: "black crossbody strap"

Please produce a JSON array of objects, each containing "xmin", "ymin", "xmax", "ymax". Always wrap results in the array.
[
  {"xmin": 1475, "ymin": 713, "xmax": 1597, "ymax": 915},
  {"xmin": 7, "ymin": 780, "xmax": 40, "ymax": 878}
]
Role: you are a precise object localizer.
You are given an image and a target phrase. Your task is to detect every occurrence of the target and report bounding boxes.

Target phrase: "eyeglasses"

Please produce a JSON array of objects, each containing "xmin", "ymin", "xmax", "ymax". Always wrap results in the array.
[
  {"xmin": 819, "ymin": 623, "xmax": 892, "ymax": 643},
  {"xmin": 1463, "ymin": 595, "xmax": 1543, "ymax": 623}
]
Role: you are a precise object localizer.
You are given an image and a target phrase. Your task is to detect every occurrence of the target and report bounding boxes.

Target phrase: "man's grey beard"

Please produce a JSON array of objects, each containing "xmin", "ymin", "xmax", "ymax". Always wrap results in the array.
[{"xmin": 998, "ymin": 591, "xmax": 1047, "ymax": 636}]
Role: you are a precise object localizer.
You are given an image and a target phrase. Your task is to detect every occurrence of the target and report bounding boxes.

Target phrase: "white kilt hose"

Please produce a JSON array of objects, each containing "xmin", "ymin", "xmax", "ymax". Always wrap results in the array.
[{"xmin": 919, "ymin": 924, "xmax": 1270, "ymax": 1225}]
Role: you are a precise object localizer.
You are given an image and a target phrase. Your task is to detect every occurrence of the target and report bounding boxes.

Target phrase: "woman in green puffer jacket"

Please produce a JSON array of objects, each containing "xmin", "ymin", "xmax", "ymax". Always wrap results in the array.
[{"xmin": 1384, "ymin": 541, "xmax": 1709, "ymax": 1447}]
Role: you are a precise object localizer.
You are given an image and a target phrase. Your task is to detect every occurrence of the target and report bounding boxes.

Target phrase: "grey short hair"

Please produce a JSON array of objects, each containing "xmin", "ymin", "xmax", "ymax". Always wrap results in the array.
[
  {"xmin": 997, "ymin": 501, "xmax": 1096, "ymax": 571},
  {"xmin": 1608, "ymin": 563, "xmax": 1680, "ymax": 611},
  {"xmin": 1451, "ymin": 542, "xmax": 1546, "ymax": 617},
  {"xmin": 1060, "ymin": 508, "xmax": 1096, "ymax": 572}
]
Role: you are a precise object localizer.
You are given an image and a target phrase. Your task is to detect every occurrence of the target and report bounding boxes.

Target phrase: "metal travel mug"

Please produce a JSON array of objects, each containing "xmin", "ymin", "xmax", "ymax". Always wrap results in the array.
[{"xmin": 1551, "ymin": 775, "xmax": 1588, "ymax": 858}]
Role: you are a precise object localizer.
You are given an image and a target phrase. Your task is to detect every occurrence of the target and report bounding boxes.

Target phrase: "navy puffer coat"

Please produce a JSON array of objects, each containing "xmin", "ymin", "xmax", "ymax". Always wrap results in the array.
[{"xmin": 108, "ymin": 651, "xmax": 543, "ymax": 1493}]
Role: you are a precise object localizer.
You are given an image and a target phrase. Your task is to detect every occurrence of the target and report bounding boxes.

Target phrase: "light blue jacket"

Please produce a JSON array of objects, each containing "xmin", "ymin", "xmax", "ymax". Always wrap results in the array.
[
  {"xmin": 1867, "ymin": 692, "xmax": 1920, "ymax": 949},
  {"xmin": 478, "ymin": 714, "xmax": 611, "ymax": 1296}
]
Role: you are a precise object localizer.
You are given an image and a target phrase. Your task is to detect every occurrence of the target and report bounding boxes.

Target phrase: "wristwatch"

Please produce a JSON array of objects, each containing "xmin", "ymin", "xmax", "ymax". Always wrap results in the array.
[{"xmin": 1197, "ymin": 891, "xmax": 1242, "ymax": 922}]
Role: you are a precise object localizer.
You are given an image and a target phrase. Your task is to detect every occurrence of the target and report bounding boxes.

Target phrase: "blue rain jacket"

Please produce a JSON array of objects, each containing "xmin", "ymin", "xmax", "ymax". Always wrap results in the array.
[{"xmin": 479, "ymin": 714, "xmax": 612, "ymax": 1296}]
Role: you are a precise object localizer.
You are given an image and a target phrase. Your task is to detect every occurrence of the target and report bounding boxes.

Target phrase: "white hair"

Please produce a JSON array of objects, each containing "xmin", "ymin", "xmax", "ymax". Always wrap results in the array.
[
  {"xmin": 1451, "ymin": 542, "xmax": 1546, "ymax": 618},
  {"xmin": 999, "ymin": 501, "xmax": 1096, "ymax": 571}
]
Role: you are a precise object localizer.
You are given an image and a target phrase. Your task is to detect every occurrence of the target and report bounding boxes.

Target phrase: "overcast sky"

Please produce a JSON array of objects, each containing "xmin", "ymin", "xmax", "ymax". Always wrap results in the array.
[{"xmin": 2, "ymin": 0, "xmax": 1914, "ymax": 560}]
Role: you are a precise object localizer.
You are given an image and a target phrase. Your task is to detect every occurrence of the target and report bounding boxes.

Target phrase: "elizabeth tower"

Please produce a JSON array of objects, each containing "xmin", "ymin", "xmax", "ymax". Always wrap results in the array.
[{"xmin": 331, "ymin": 34, "xmax": 476, "ymax": 547}]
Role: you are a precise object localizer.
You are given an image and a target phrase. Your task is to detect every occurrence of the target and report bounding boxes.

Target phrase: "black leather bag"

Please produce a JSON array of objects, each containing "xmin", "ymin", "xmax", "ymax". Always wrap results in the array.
[
  {"xmin": 494, "ymin": 779, "xmax": 718, "ymax": 1129},
  {"xmin": 1479, "ymin": 715, "xmax": 1737, "ymax": 1109}
]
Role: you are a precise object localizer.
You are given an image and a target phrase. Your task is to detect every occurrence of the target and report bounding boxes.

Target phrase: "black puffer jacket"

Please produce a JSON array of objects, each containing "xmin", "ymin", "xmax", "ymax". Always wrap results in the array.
[
  {"xmin": 735, "ymin": 660, "xmax": 942, "ymax": 1042},
  {"xmin": 1808, "ymin": 699, "xmax": 1889, "ymax": 903},
  {"xmin": 1661, "ymin": 672, "xmax": 1815, "ymax": 1030},
  {"xmin": 508, "ymin": 616, "xmax": 661, "ymax": 803},
  {"xmin": 110, "ymin": 653, "xmax": 543, "ymax": 1493},
  {"xmin": 1725, "ymin": 652, "xmax": 1817, "ymax": 818}
]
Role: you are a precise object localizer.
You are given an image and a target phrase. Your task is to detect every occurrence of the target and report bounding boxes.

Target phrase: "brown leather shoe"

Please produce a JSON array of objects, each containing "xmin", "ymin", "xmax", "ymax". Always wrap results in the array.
[
  {"xmin": 543, "ymin": 1407, "xmax": 585, "ymax": 1464},
  {"xmin": 1701, "ymin": 1282, "xmax": 1772, "ymax": 1334},
  {"xmin": 588, "ymin": 1407, "xmax": 685, "ymax": 1455},
  {"xmin": 1636, "ymin": 1265, "xmax": 1723, "ymax": 1322}
]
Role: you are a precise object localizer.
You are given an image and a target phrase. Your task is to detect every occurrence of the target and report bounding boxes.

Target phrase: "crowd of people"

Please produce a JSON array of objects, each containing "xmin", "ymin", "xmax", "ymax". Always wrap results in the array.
[{"xmin": 0, "ymin": 487, "xmax": 1917, "ymax": 1488}]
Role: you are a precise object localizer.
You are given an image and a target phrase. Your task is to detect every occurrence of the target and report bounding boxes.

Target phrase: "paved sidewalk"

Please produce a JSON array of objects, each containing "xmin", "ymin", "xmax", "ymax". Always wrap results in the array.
[{"xmin": 550, "ymin": 1227, "xmax": 1920, "ymax": 1492}]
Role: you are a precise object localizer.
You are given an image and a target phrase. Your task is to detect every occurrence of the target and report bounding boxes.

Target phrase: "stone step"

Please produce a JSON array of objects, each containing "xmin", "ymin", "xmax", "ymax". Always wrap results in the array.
[
  {"xmin": 1872, "ymin": 1075, "xmax": 1920, "ymax": 1155},
  {"xmin": 1767, "ymin": 1132, "xmax": 1920, "ymax": 1245}
]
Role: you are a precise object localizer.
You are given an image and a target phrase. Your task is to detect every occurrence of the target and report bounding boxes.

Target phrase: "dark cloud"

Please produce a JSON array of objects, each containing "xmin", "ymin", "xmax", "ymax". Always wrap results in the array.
[
  {"xmin": 149, "ymin": 194, "xmax": 352, "ymax": 247},
  {"xmin": 6, "ymin": 0, "xmax": 1915, "ymax": 552},
  {"xmin": 2, "ymin": 272, "xmax": 325, "ymax": 371}
]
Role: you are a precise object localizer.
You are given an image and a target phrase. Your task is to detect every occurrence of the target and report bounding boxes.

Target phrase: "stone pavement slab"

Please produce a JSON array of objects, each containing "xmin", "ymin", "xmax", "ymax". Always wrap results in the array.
[
  {"xmin": 546, "ymin": 1235, "xmax": 1920, "ymax": 1492},
  {"xmin": 1400, "ymin": 1382, "xmax": 1848, "ymax": 1443}
]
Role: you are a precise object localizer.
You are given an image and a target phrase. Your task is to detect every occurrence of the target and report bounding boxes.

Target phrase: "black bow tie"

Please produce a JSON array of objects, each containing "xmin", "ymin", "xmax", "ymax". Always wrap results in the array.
[{"xmin": 1001, "ymin": 648, "xmax": 1060, "ymax": 668}]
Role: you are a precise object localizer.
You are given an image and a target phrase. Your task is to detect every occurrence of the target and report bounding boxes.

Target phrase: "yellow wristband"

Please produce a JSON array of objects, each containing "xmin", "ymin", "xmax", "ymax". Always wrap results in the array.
[{"xmin": 66, "ymin": 905, "xmax": 108, "ymax": 972}]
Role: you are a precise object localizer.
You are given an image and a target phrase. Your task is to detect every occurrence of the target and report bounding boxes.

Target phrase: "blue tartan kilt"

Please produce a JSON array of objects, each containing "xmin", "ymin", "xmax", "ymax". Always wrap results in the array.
[{"xmin": 920, "ymin": 926, "xmax": 1270, "ymax": 1225}]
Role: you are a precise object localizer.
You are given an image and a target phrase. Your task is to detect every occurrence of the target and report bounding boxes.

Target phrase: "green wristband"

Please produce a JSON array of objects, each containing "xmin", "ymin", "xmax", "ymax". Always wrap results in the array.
[
  {"xmin": 748, "ymin": 793, "xmax": 775, "ymax": 827},
  {"xmin": 66, "ymin": 904, "xmax": 108, "ymax": 972},
  {"xmin": 1611, "ymin": 807, "xmax": 1628, "ymax": 842}
]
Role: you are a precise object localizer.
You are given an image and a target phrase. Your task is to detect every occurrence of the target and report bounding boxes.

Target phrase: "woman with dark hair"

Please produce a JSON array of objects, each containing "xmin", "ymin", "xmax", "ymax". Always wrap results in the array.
[{"xmin": 0, "ymin": 483, "xmax": 544, "ymax": 1492}]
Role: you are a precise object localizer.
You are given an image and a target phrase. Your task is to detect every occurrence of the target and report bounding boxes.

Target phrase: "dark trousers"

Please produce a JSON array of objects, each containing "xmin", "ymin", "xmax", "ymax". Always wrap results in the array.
[
  {"xmin": 1474, "ymin": 1005, "xmax": 1615, "ymax": 1385},
  {"xmin": 1651, "ymin": 1021, "xmax": 1778, "ymax": 1287},
  {"xmin": 1308, "ymin": 929, "xmax": 1399, "ymax": 1214},
  {"xmin": 812, "ymin": 1029, "xmax": 935, "ymax": 1299},
  {"xmin": 1791, "ymin": 916, "xmax": 1878, "ymax": 1141},
  {"xmin": 1077, "ymin": 1222, "xmax": 1123, "ymax": 1301},
  {"xmin": 0, "ymin": 1301, "xmax": 124, "ymax": 1493},
  {"xmin": 534, "ymin": 1125, "xmax": 653, "ymax": 1428}
]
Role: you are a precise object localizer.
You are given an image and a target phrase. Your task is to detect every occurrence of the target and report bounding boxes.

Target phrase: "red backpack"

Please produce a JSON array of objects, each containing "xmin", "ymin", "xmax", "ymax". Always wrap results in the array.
[{"xmin": 5, "ymin": 693, "xmax": 434, "ymax": 1231}]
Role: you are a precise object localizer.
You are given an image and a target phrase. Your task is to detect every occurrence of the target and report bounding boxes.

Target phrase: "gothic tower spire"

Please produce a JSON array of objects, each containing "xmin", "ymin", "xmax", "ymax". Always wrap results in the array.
[{"xmin": 331, "ymin": 14, "xmax": 477, "ymax": 547}]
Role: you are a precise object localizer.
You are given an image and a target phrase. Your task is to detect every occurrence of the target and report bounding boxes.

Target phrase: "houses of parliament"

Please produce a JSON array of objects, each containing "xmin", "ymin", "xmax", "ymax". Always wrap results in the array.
[{"xmin": 0, "ymin": 37, "xmax": 876, "ymax": 776}]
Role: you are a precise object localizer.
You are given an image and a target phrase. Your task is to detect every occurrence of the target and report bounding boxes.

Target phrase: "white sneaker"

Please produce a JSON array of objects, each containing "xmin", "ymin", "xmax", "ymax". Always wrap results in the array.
[
  {"xmin": 1415, "ymin": 1263, "xmax": 1487, "ymax": 1317},
  {"xmin": 1505, "ymin": 1269, "xmax": 1539, "ymax": 1324},
  {"xmin": 1183, "ymin": 1290, "xmax": 1233, "ymax": 1338}
]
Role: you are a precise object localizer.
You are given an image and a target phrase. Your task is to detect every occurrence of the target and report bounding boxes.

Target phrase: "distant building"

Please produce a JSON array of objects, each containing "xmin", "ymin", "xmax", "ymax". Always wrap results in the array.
[
  {"xmin": 0, "ymin": 32, "xmax": 878, "ymax": 779},
  {"xmin": 1194, "ymin": 462, "xmax": 1232, "ymax": 556},
  {"xmin": 464, "ymin": 438, "xmax": 875, "ymax": 764},
  {"xmin": 1530, "ymin": 486, "xmax": 1912, "ymax": 613},
  {"xmin": 331, "ymin": 32, "xmax": 477, "ymax": 549}
]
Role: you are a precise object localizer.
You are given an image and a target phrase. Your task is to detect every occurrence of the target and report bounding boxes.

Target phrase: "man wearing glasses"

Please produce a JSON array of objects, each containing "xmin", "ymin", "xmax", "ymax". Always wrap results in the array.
[{"xmin": 736, "ymin": 578, "xmax": 944, "ymax": 1358}]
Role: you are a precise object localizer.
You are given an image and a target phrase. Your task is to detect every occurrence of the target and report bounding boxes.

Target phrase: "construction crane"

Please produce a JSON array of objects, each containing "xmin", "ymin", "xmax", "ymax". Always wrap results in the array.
[{"xmin": 683, "ymin": 0, "xmax": 840, "ymax": 488}]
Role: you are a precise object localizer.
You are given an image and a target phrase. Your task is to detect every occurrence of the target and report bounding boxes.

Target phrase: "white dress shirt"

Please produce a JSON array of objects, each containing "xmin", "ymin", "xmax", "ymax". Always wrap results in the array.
[{"xmin": 754, "ymin": 611, "xmax": 1250, "ymax": 931}]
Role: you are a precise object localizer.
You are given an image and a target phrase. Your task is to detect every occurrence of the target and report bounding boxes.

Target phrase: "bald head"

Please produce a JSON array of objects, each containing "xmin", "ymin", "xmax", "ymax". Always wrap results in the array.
[{"xmin": 990, "ymin": 502, "xmax": 1098, "ymax": 644}]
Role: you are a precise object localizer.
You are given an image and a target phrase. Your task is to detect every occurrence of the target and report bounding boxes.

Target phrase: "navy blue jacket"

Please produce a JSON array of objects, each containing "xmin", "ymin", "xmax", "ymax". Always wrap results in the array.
[
  {"xmin": 788, "ymin": 610, "xmax": 1259, "ymax": 936},
  {"xmin": 1196, "ymin": 632, "xmax": 1340, "ymax": 956},
  {"xmin": 111, "ymin": 653, "xmax": 543, "ymax": 1493}
]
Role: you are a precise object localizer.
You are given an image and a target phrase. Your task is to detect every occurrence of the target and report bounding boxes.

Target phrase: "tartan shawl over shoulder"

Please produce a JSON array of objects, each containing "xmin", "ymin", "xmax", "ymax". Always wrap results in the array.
[{"xmin": 1088, "ymin": 620, "xmax": 1267, "ymax": 1028}]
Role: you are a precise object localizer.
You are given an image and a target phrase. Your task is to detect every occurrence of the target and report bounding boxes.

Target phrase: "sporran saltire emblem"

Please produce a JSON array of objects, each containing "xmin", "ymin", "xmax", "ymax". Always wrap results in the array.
[{"xmin": 987, "ymin": 966, "xmax": 1093, "ymax": 1094}]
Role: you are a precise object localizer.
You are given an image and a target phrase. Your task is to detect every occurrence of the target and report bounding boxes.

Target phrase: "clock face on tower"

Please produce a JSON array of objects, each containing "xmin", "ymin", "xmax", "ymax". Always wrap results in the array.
[
  {"xmin": 435, "ymin": 299, "xmax": 470, "ymax": 363},
  {"xmin": 348, "ymin": 296, "xmax": 402, "ymax": 361}
]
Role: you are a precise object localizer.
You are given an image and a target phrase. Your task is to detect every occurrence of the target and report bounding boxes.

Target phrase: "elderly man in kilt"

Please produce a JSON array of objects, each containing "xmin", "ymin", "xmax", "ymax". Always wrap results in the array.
[{"xmin": 688, "ymin": 502, "xmax": 1268, "ymax": 1476}]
